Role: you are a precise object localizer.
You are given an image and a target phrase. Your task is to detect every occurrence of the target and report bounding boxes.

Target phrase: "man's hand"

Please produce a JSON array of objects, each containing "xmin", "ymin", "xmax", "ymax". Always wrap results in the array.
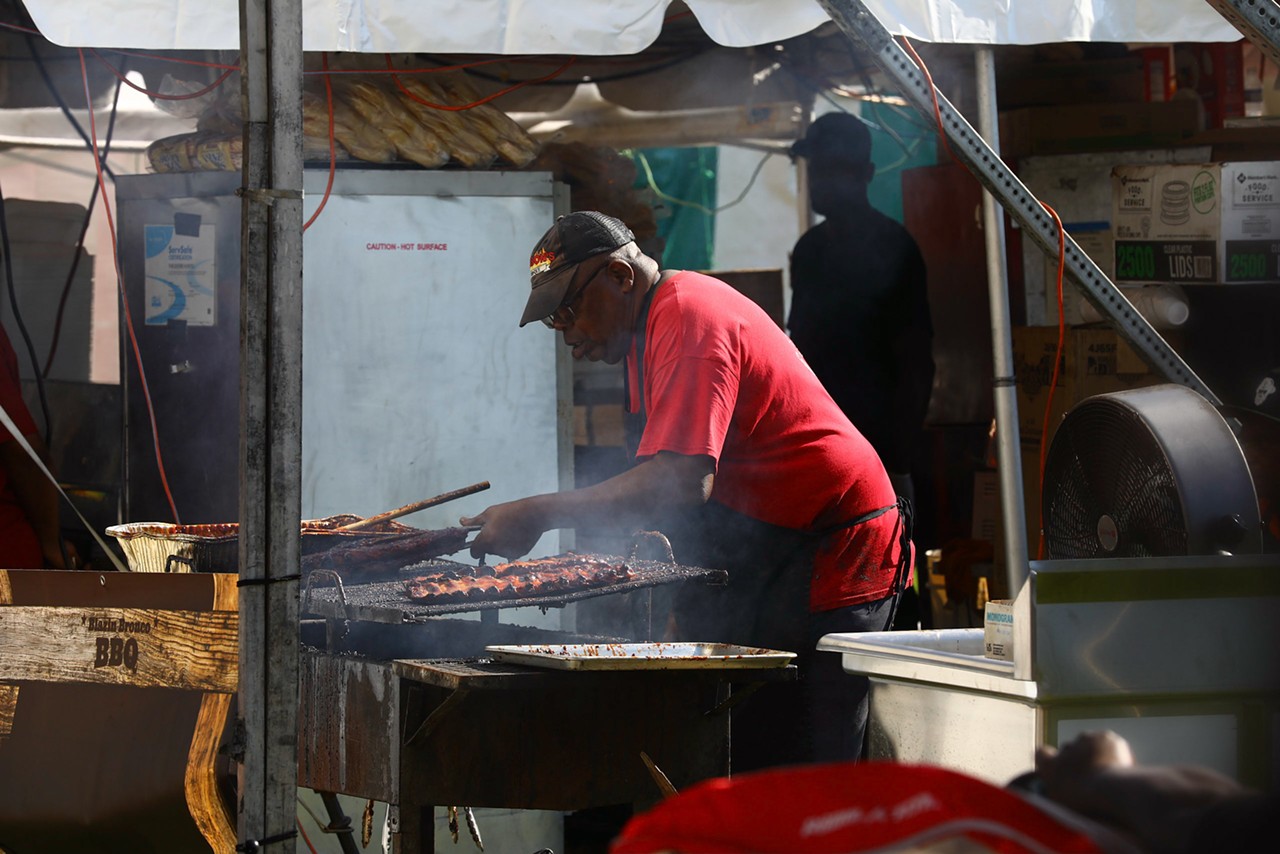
[
  {"xmin": 461, "ymin": 497, "xmax": 549, "ymax": 562},
  {"xmin": 458, "ymin": 451, "xmax": 713, "ymax": 563}
]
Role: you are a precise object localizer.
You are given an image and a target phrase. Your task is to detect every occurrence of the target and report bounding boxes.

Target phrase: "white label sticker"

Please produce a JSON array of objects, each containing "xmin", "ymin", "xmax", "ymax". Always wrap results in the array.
[{"xmin": 143, "ymin": 224, "xmax": 217, "ymax": 326}]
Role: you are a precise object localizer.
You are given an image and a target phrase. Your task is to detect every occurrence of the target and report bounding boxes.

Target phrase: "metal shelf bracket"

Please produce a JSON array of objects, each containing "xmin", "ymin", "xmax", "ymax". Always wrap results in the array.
[
  {"xmin": 816, "ymin": 0, "xmax": 1221, "ymax": 406},
  {"xmin": 1205, "ymin": 0, "xmax": 1280, "ymax": 66}
]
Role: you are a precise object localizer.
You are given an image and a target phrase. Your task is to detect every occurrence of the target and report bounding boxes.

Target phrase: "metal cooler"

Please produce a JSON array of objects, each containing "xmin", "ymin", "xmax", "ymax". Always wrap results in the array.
[
  {"xmin": 819, "ymin": 554, "xmax": 1280, "ymax": 789},
  {"xmin": 114, "ymin": 169, "xmax": 572, "ymax": 561}
]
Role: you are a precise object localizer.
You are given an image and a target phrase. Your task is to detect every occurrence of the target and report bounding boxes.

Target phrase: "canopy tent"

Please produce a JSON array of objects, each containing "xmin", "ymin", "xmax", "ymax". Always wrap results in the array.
[
  {"xmin": 23, "ymin": 0, "xmax": 1245, "ymax": 52},
  {"xmin": 10, "ymin": 0, "xmax": 1268, "ymax": 850}
]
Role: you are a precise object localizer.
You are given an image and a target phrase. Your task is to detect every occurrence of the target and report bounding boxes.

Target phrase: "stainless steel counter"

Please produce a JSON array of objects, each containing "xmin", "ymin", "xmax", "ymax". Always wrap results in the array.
[{"xmin": 820, "ymin": 555, "xmax": 1280, "ymax": 788}]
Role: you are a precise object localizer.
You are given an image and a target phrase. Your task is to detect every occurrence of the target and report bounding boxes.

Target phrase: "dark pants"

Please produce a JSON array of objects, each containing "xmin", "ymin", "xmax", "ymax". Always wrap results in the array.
[
  {"xmin": 803, "ymin": 594, "xmax": 896, "ymax": 763},
  {"xmin": 664, "ymin": 501, "xmax": 900, "ymax": 772}
]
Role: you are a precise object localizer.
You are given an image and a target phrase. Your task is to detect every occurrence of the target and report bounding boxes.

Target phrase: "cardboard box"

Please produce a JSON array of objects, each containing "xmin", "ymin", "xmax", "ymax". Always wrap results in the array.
[
  {"xmin": 1139, "ymin": 46, "xmax": 1175, "ymax": 102},
  {"xmin": 998, "ymin": 57, "xmax": 1147, "ymax": 109},
  {"xmin": 971, "ymin": 470, "xmax": 999, "ymax": 543},
  {"xmin": 983, "ymin": 599, "xmax": 1015, "ymax": 661},
  {"xmin": 1000, "ymin": 100, "xmax": 1199, "ymax": 158},
  {"xmin": 1113, "ymin": 162, "xmax": 1280, "ymax": 284},
  {"xmin": 709, "ymin": 269, "xmax": 785, "ymax": 329},
  {"xmin": 1174, "ymin": 42, "xmax": 1245, "ymax": 129},
  {"xmin": 1022, "ymin": 446, "xmax": 1047, "ymax": 560},
  {"xmin": 1047, "ymin": 226, "xmax": 1114, "ymax": 325},
  {"xmin": 1112, "ymin": 163, "xmax": 1220, "ymax": 284},
  {"xmin": 1221, "ymin": 162, "xmax": 1280, "ymax": 283},
  {"xmin": 1012, "ymin": 325, "xmax": 1161, "ymax": 448},
  {"xmin": 573, "ymin": 403, "xmax": 626, "ymax": 447}
]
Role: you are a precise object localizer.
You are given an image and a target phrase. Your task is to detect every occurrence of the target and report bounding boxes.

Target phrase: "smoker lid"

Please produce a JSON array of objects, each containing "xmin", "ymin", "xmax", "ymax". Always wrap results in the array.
[{"xmin": 300, "ymin": 557, "xmax": 727, "ymax": 624}]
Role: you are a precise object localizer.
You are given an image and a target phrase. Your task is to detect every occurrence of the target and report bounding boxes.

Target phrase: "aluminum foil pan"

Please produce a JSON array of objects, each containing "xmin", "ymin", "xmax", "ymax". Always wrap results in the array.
[
  {"xmin": 106, "ymin": 515, "xmax": 423, "ymax": 573},
  {"xmin": 484, "ymin": 642, "xmax": 796, "ymax": 671}
]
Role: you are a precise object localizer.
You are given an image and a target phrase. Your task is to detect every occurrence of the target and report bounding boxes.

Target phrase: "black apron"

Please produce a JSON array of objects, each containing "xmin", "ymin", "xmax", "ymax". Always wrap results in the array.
[{"xmin": 623, "ymin": 277, "xmax": 913, "ymax": 656}]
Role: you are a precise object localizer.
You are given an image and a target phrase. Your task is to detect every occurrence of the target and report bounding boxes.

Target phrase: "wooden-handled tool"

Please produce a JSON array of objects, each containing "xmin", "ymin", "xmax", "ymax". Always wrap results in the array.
[
  {"xmin": 337, "ymin": 481, "xmax": 491, "ymax": 532},
  {"xmin": 640, "ymin": 751, "xmax": 678, "ymax": 799}
]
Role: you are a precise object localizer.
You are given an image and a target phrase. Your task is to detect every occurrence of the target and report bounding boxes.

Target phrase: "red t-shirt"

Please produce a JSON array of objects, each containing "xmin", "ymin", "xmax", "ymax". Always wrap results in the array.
[
  {"xmin": 0, "ymin": 328, "xmax": 41, "ymax": 568},
  {"xmin": 627, "ymin": 272, "xmax": 905, "ymax": 610}
]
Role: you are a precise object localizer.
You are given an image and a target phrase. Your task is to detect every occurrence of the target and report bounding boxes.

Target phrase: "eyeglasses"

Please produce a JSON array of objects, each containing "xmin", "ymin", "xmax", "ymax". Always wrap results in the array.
[{"xmin": 541, "ymin": 264, "xmax": 605, "ymax": 329}]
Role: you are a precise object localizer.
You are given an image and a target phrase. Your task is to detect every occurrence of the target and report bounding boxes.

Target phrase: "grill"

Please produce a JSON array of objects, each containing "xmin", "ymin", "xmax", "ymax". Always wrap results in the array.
[
  {"xmin": 292, "ymin": 548, "xmax": 792, "ymax": 852},
  {"xmin": 300, "ymin": 556, "xmax": 728, "ymax": 622}
]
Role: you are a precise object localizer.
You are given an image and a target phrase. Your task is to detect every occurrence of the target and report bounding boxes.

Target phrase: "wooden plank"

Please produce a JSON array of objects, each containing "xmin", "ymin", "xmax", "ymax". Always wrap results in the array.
[
  {"xmin": 398, "ymin": 672, "xmax": 730, "ymax": 811},
  {"xmin": 297, "ymin": 653, "xmax": 399, "ymax": 802},
  {"xmin": 185, "ymin": 692, "xmax": 236, "ymax": 853},
  {"xmin": 237, "ymin": 0, "xmax": 305, "ymax": 844},
  {"xmin": 0, "ymin": 568, "xmax": 234, "ymax": 610},
  {"xmin": 392, "ymin": 658, "xmax": 546, "ymax": 690},
  {"xmin": 185, "ymin": 568, "xmax": 240, "ymax": 853},
  {"xmin": 0, "ymin": 684, "xmax": 15, "ymax": 746},
  {"xmin": 0, "ymin": 606, "xmax": 238, "ymax": 692},
  {"xmin": 392, "ymin": 658, "xmax": 797, "ymax": 691}
]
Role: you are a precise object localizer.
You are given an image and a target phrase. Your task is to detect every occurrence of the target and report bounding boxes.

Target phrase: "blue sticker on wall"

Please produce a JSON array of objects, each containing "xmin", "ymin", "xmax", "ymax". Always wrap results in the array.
[{"xmin": 145, "ymin": 225, "xmax": 174, "ymax": 259}]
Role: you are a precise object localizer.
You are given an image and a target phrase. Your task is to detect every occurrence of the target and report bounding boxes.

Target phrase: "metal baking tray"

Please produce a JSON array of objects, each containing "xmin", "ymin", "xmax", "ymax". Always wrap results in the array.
[{"xmin": 484, "ymin": 642, "xmax": 796, "ymax": 671}]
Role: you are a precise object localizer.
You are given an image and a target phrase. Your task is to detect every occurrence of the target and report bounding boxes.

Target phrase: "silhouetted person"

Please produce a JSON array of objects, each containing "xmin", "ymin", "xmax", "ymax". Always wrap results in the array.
[{"xmin": 788, "ymin": 112, "xmax": 934, "ymax": 505}]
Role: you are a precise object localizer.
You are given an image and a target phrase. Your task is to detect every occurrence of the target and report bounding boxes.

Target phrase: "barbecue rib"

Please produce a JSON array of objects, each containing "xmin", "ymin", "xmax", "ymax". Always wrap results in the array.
[
  {"xmin": 304, "ymin": 527, "xmax": 471, "ymax": 578},
  {"xmin": 403, "ymin": 554, "xmax": 634, "ymax": 603}
]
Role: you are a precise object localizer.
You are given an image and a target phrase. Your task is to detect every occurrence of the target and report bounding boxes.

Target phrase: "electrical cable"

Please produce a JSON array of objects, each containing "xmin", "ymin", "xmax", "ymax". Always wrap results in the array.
[
  {"xmin": 24, "ymin": 34, "xmax": 115, "ymax": 182},
  {"xmin": 0, "ymin": 174, "xmax": 81, "ymax": 569},
  {"xmin": 777, "ymin": 62, "xmax": 920, "ymax": 161},
  {"xmin": 302, "ymin": 52, "xmax": 336, "ymax": 232},
  {"xmin": 1036, "ymin": 202, "xmax": 1066, "ymax": 561},
  {"xmin": 630, "ymin": 147, "xmax": 774, "ymax": 217},
  {"xmin": 0, "ymin": 19, "xmax": 238, "ymax": 71},
  {"xmin": 295, "ymin": 818, "xmax": 320, "ymax": 854},
  {"xmin": 89, "ymin": 49, "xmax": 237, "ymax": 101},
  {"xmin": 98, "ymin": 49, "xmax": 238, "ymax": 71},
  {"xmin": 77, "ymin": 48, "xmax": 181, "ymax": 523},
  {"xmin": 899, "ymin": 36, "xmax": 958, "ymax": 164},
  {"xmin": 316, "ymin": 54, "xmax": 531, "ymax": 77},
  {"xmin": 386, "ymin": 53, "xmax": 578, "ymax": 110},
  {"xmin": 891, "ymin": 31, "xmax": 1070, "ymax": 558},
  {"xmin": 416, "ymin": 49, "xmax": 702, "ymax": 87},
  {"xmin": 44, "ymin": 65, "xmax": 125, "ymax": 378},
  {"xmin": 0, "ymin": 181, "xmax": 52, "ymax": 446}
]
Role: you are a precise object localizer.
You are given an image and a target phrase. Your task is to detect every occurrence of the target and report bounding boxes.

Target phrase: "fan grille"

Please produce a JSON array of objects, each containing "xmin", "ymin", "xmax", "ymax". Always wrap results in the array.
[{"xmin": 1043, "ymin": 399, "xmax": 1187, "ymax": 558}]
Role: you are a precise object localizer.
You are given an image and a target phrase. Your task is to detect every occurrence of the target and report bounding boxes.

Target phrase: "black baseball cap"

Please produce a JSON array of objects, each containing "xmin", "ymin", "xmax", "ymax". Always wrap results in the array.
[
  {"xmin": 790, "ymin": 111, "xmax": 872, "ymax": 164},
  {"xmin": 520, "ymin": 211, "xmax": 636, "ymax": 327}
]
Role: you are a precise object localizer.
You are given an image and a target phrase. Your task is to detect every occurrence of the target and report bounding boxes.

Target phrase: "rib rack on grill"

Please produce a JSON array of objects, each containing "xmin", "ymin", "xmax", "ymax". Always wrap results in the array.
[
  {"xmin": 303, "ymin": 526, "xmax": 472, "ymax": 580},
  {"xmin": 404, "ymin": 554, "xmax": 634, "ymax": 604}
]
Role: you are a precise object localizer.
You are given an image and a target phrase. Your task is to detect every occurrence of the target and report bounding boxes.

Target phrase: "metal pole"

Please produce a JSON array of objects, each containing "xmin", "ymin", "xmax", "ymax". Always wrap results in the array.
[
  {"xmin": 974, "ymin": 46, "xmax": 1030, "ymax": 593},
  {"xmin": 238, "ymin": 0, "xmax": 304, "ymax": 850},
  {"xmin": 814, "ymin": 0, "xmax": 1219, "ymax": 406},
  {"xmin": 1204, "ymin": 0, "xmax": 1280, "ymax": 65}
]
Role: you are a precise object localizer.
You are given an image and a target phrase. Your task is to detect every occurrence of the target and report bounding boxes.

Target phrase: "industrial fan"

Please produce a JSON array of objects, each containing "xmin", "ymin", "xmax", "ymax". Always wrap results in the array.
[{"xmin": 1041, "ymin": 384, "xmax": 1262, "ymax": 558}]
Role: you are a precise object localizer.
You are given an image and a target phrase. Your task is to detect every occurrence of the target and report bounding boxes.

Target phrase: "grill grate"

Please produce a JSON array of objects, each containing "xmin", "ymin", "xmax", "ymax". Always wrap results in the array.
[{"xmin": 301, "ymin": 557, "xmax": 727, "ymax": 623}]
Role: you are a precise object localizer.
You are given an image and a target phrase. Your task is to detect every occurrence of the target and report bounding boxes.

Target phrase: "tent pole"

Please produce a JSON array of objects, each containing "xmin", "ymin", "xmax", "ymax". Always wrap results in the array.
[
  {"xmin": 237, "ymin": 0, "xmax": 304, "ymax": 851},
  {"xmin": 815, "ymin": 0, "xmax": 1219, "ymax": 403},
  {"xmin": 973, "ymin": 45, "xmax": 1031, "ymax": 593},
  {"xmin": 1204, "ymin": 0, "xmax": 1280, "ymax": 64},
  {"xmin": 816, "ymin": 0, "xmax": 1223, "ymax": 585}
]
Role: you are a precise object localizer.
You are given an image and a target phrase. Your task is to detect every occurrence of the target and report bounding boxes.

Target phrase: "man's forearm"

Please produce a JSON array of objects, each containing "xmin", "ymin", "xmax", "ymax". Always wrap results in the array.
[{"xmin": 534, "ymin": 452, "xmax": 713, "ymax": 532}]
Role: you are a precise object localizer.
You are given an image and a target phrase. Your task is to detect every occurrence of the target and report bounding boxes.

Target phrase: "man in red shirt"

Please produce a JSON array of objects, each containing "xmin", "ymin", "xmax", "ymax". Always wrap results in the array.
[
  {"xmin": 464, "ymin": 212, "xmax": 912, "ymax": 768},
  {"xmin": 0, "ymin": 325, "xmax": 71, "ymax": 569}
]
